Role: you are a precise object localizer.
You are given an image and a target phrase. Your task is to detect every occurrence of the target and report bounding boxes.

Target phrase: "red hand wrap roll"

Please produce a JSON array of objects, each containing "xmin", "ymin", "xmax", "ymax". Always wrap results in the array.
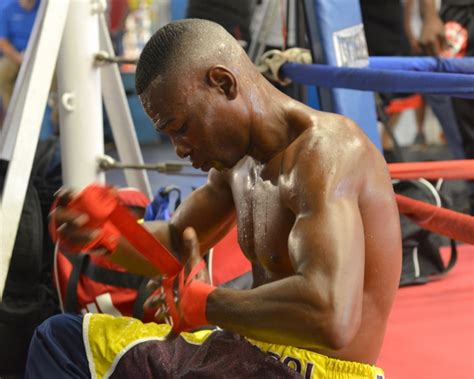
[
  {"xmin": 49, "ymin": 194, "xmax": 121, "ymax": 253},
  {"xmin": 56, "ymin": 184, "xmax": 182, "ymax": 275}
]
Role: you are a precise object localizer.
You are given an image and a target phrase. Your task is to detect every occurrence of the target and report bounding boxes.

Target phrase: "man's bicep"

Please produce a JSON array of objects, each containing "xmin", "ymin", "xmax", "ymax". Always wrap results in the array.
[
  {"xmin": 170, "ymin": 170, "xmax": 236, "ymax": 251},
  {"xmin": 288, "ymin": 196, "xmax": 365, "ymax": 323}
]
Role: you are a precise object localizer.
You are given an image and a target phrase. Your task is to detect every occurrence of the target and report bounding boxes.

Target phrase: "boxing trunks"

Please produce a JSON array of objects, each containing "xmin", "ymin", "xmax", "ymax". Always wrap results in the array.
[{"xmin": 26, "ymin": 313, "xmax": 385, "ymax": 379}]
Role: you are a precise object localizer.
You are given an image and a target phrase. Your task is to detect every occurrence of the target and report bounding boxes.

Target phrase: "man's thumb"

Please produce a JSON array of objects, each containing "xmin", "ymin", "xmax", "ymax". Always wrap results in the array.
[{"xmin": 183, "ymin": 227, "xmax": 199, "ymax": 259}]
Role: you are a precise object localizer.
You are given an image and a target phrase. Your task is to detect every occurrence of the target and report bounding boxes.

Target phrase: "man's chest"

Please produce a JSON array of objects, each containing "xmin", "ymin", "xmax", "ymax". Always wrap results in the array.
[{"xmin": 229, "ymin": 167, "xmax": 295, "ymax": 275}]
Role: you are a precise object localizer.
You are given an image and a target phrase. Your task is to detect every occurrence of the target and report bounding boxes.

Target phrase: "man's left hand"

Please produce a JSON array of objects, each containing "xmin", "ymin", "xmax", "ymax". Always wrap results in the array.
[{"xmin": 144, "ymin": 227, "xmax": 211, "ymax": 336}]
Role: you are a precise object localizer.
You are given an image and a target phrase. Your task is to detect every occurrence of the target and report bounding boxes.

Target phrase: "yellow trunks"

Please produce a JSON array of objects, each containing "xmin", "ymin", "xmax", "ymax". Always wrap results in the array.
[{"xmin": 83, "ymin": 313, "xmax": 384, "ymax": 379}]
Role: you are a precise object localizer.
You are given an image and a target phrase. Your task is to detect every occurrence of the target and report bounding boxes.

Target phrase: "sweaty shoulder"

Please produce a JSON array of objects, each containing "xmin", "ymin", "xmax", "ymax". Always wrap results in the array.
[{"xmin": 281, "ymin": 112, "xmax": 377, "ymax": 189}]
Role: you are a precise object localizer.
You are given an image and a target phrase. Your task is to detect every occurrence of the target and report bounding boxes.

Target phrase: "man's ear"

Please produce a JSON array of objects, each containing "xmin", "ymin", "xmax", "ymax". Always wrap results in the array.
[{"xmin": 206, "ymin": 65, "xmax": 238, "ymax": 100}]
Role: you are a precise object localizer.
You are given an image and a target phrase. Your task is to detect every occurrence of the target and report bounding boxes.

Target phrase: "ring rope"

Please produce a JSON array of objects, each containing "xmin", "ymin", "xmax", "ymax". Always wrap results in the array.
[
  {"xmin": 257, "ymin": 48, "xmax": 474, "ymax": 98},
  {"xmin": 280, "ymin": 62, "xmax": 474, "ymax": 98},
  {"xmin": 389, "ymin": 159, "xmax": 474, "ymax": 180}
]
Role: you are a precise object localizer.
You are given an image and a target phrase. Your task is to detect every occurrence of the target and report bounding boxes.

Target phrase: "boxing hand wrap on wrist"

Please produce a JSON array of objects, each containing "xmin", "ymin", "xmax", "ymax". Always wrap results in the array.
[
  {"xmin": 163, "ymin": 260, "xmax": 216, "ymax": 333},
  {"xmin": 180, "ymin": 280, "xmax": 215, "ymax": 327},
  {"xmin": 54, "ymin": 184, "xmax": 182, "ymax": 275}
]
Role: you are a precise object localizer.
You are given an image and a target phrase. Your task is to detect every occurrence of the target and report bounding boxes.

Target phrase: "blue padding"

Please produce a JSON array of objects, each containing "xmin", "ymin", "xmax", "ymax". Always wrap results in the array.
[
  {"xmin": 280, "ymin": 62, "xmax": 474, "ymax": 98},
  {"xmin": 312, "ymin": 0, "xmax": 380, "ymax": 149},
  {"xmin": 171, "ymin": 0, "xmax": 188, "ymax": 20},
  {"xmin": 369, "ymin": 57, "xmax": 474, "ymax": 74}
]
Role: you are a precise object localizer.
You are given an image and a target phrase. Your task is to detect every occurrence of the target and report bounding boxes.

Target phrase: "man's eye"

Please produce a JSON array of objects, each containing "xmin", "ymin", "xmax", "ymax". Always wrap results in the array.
[{"xmin": 175, "ymin": 123, "xmax": 189, "ymax": 134}]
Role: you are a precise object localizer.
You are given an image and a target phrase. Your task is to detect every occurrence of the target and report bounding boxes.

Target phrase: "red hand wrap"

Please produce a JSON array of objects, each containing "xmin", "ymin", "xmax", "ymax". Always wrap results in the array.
[
  {"xmin": 181, "ymin": 280, "xmax": 215, "ymax": 327},
  {"xmin": 52, "ymin": 184, "xmax": 182, "ymax": 275},
  {"xmin": 163, "ymin": 260, "xmax": 215, "ymax": 333}
]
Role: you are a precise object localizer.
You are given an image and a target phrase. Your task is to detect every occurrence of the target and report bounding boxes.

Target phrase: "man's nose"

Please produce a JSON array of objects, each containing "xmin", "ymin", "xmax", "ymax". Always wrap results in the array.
[{"xmin": 173, "ymin": 141, "xmax": 191, "ymax": 159}]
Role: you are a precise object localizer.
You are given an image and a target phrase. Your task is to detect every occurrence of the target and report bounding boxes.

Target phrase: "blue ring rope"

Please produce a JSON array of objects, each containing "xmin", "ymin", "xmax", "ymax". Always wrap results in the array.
[
  {"xmin": 280, "ymin": 61, "xmax": 474, "ymax": 98},
  {"xmin": 369, "ymin": 57, "xmax": 474, "ymax": 74}
]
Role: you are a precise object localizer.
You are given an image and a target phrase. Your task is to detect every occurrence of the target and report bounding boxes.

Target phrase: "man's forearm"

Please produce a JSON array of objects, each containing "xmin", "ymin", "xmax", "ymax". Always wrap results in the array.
[
  {"xmin": 419, "ymin": 0, "xmax": 439, "ymax": 20},
  {"xmin": 206, "ymin": 275, "xmax": 360, "ymax": 351},
  {"xmin": 109, "ymin": 220, "xmax": 181, "ymax": 278},
  {"xmin": 0, "ymin": 38, "xmax": 22, "ymax": 64}
]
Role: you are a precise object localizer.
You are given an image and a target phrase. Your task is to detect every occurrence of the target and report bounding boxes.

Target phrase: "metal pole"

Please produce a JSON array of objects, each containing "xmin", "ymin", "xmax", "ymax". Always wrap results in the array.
[
  {"xmin": 98, "ymin": 14, "xmax": 152, "ymax": 198},
  {"xmin": 57, "ymin": 0, "xmax": 106, "ymax": 189},
  {"xmin": 0, "ymin": 0, "xmax": 47, "ymax": 160},
  {"xmin": 248, "ymin": 0, "xmax": 279, "ymax": 63},
  {"xmin": 0, "ymin": 0, "xmax": 69, "ymax": 300}
]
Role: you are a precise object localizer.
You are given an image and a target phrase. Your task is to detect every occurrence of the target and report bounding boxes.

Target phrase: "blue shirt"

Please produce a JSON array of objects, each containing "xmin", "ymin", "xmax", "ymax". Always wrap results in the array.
[{"xmin": 0, "ymin": 0, "xmax": 40, "ymax": 52}]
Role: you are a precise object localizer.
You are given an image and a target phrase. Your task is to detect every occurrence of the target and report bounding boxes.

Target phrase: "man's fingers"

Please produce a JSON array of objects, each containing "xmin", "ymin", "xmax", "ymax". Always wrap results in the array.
[
  {"xmin": 146, "ymin": 276, "xmax": 163, "ymax": 291},
  {"xmin": 57, "ymin": 223, "xmax": 99, "ymax": 244},
  {"xmin": 432, "ymin": 39, "xmax": 441, "ymax": 56},
  {"xmin": 154, "ymin": 304, "xmax": 169, "ymax": 322},
  {"xmin": 183, "ymin": 227, "xmax": 210, "ymax": 283},
  {"xmin": 55, "ymin": 188, "xmax": 75, "ymax": 207},
  {"xmin": 183, "ymin": 227, "xmax": 200, "ymax": 261},
  {"xmin": 144, "ymin": 290, "xmax": 166, "ymax": 309},
  {"xmin": 439, "ymin": 34, "xmax": 449, "ymax": 52},
  {"xmin": 52, "ymin": 207, "xmax": 90, "ymax": 227}
]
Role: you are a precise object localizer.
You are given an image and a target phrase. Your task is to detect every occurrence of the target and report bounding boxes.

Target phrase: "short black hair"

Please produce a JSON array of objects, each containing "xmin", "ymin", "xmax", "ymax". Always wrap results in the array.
[
  {"xmin": 135, "ymin": 19, "xmax": 240, "ymax": 96},
  {"xmin": 135, "ymin": 21, "xmax": 188, "ymax": 95}
]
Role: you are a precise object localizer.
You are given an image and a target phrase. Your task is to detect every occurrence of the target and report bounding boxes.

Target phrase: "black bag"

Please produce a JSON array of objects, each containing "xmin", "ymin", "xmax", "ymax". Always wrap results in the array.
[
  {"xmin": 0, "ymin": 138, "xmax": 62, "ymax": 376},
  {"xmin": 394, "ymin": 179, "xmax": 457, "ymax": 287}
]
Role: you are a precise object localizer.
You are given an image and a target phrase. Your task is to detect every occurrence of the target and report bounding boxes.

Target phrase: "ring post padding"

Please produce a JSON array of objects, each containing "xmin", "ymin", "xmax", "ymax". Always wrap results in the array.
[{"xmin": 308, "ymin": 0, "xmax": 380, "ymax": 150}]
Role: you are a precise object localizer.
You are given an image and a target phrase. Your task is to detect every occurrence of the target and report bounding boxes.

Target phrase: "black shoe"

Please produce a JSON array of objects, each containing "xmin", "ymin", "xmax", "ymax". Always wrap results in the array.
[{"xmin": 413, "ymin": 132, "xmax": 426, "ymax": 145}]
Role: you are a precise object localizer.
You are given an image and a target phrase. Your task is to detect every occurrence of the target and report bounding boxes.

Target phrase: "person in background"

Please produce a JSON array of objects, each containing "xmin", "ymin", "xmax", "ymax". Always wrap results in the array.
[
  {"xmin": 404, "ymin": 0, "xmax": 466, "ymax": 160},
  {"xmin": 438, "ymin": 0, "xmax": 474, "ymax": 214},
  {"xmin": 0, "ymin": 0, "xmax": 40, "ymax": 126},
  {"xmin": 360, "ymin": 0, "xmax": 445, "ymax": 150},
  {"xmin": 108, "ymin": 0, "xmax": 130, "ymax": 56}
]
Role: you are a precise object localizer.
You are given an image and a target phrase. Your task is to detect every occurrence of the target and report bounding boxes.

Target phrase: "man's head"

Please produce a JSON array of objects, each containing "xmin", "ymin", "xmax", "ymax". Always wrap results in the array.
[{"xmin": 136, "ymin": 19, "xmax": 259, "ymax": 172}]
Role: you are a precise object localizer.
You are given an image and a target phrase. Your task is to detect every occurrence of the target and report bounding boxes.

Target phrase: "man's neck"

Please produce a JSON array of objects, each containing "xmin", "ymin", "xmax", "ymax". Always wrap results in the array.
[
  {"xmin": 246, "ymin": 82, "xmax": 305, "ymax": 165},
  {"xmin": 248, "ymin": 78, "xmax": 308, "ymax": 163}
]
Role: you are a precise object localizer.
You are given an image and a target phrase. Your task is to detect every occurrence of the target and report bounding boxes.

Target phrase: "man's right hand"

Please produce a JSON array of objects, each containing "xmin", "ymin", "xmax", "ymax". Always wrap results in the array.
[{"xmin": 49, "ymin": 189, "xmax": 109, "ymax": 255}]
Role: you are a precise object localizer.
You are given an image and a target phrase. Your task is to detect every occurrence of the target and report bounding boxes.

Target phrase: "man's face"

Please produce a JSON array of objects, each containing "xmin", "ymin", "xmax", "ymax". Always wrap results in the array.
[{"xmin": 140, "ymin": 73, "xmax": 249, "ymax": 172}]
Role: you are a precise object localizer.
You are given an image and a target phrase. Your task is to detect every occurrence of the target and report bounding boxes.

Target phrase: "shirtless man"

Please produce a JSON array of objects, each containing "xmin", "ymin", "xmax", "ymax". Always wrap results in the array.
[{"xmin": 26, "ymin": 19, "xmax": 401, "ymax": 379}]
